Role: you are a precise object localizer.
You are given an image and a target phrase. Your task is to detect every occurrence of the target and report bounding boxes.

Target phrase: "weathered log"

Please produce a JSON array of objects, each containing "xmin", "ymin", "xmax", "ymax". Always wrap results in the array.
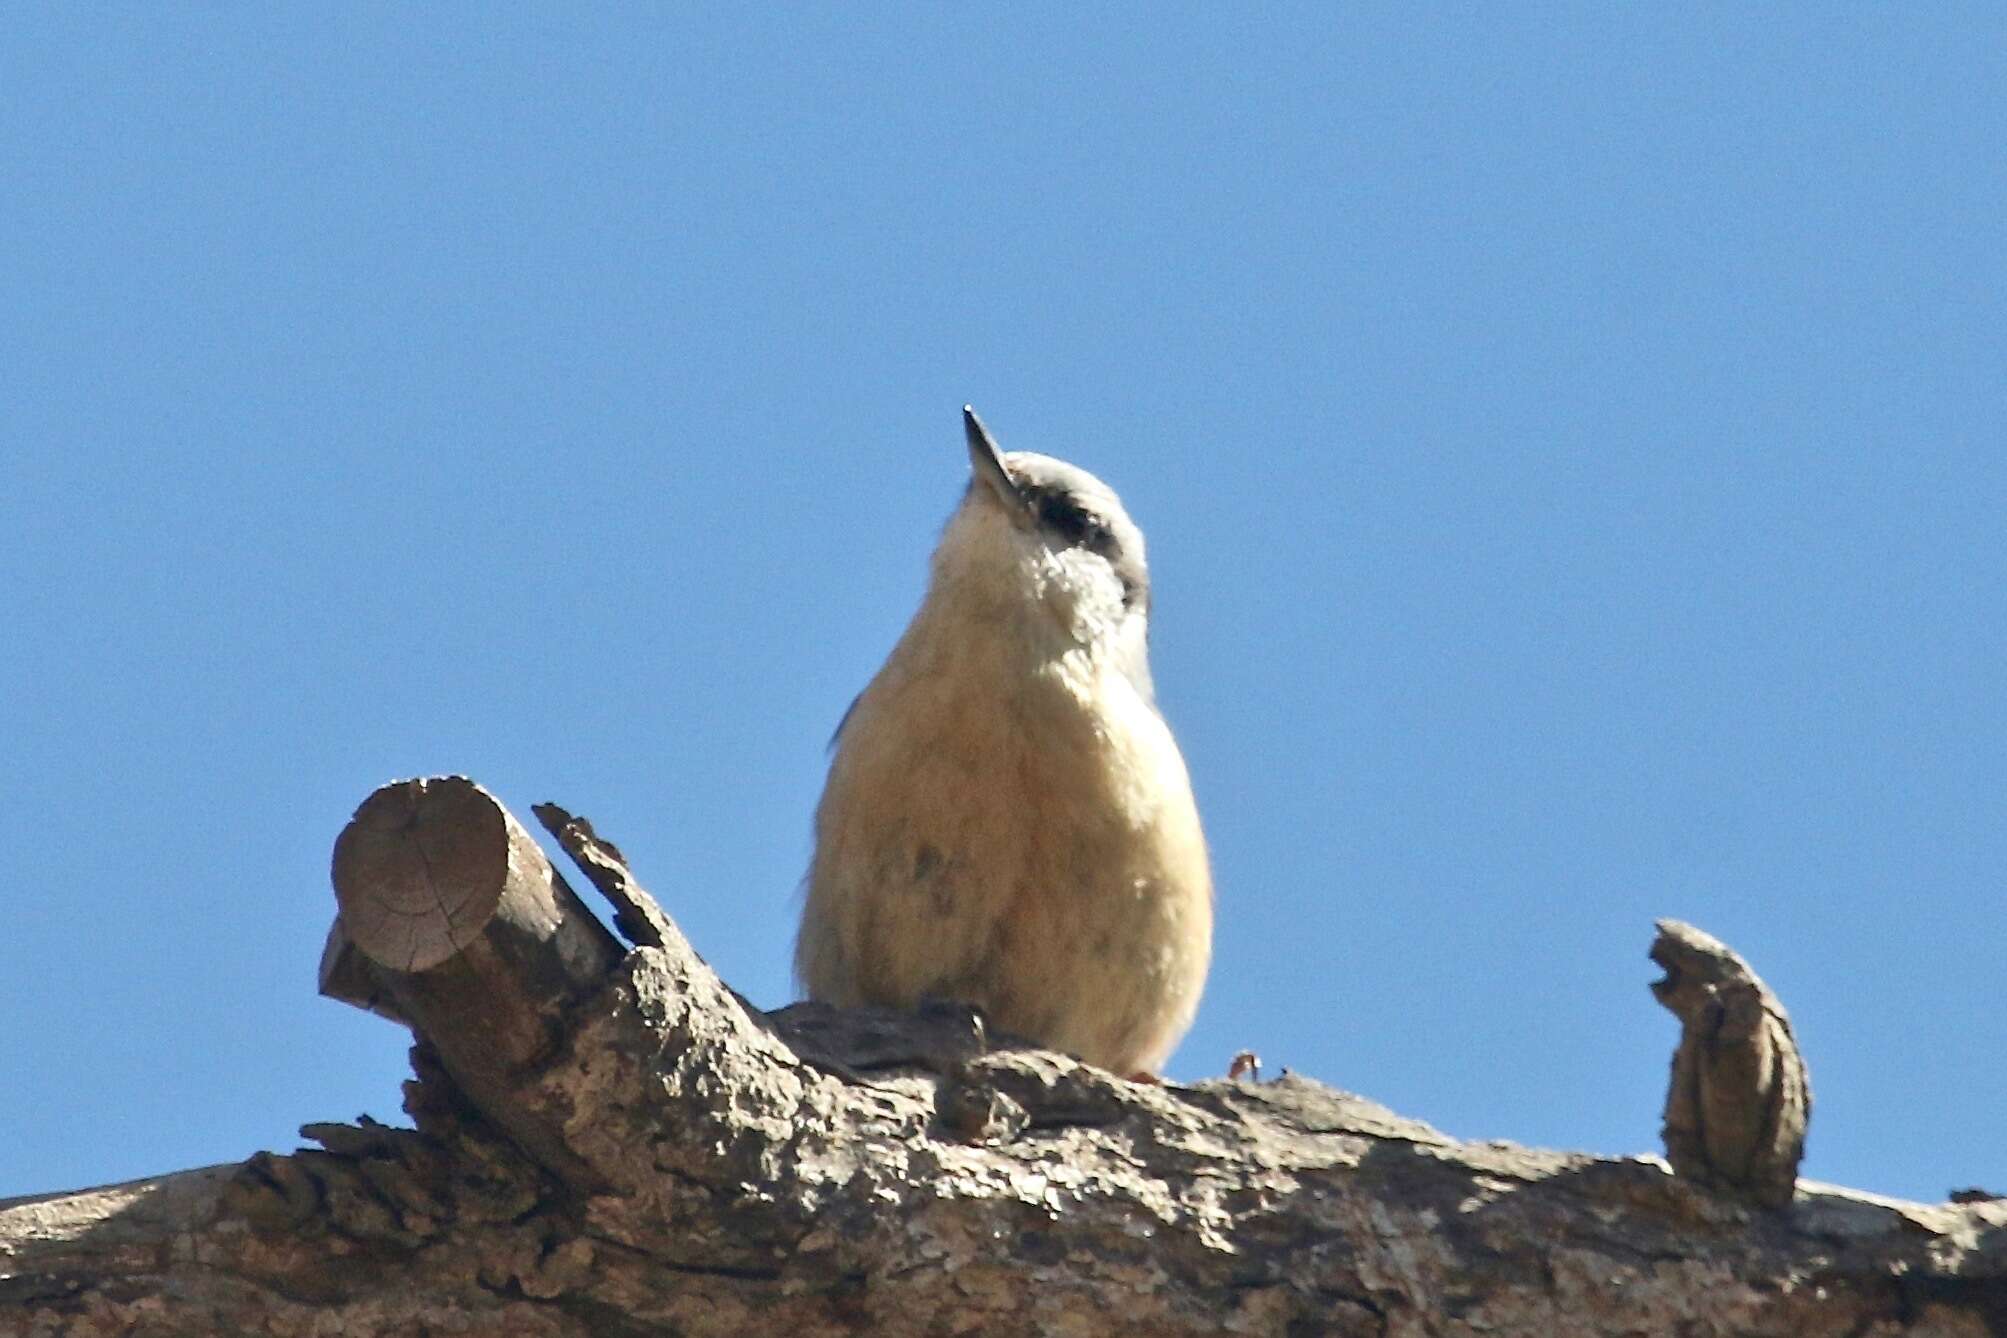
[
  {"xmin": 1650, "ymin": 918, "xmax": 1812, "ymax": 1208},
  {"xmin": 3, "ymin": 783, "xmax": 2003, "ymax": 1336}
]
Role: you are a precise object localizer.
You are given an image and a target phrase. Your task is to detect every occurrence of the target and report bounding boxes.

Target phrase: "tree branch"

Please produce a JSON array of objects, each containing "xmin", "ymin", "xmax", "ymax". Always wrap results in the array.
[{"xmin": 4, "ymin": 778, "xmax": 2001, "ymax": 1336}]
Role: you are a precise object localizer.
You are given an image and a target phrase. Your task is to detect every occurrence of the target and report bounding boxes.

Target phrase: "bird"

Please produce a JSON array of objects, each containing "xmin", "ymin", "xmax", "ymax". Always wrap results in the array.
[{"xmin": 795, "ymin": 406, "xmax": 1212, "ymax": 1078}]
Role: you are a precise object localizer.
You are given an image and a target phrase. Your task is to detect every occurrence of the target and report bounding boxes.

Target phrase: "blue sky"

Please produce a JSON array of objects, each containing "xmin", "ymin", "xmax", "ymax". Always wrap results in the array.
[{"xmin": 3, "ymin": 9, "xmax": 2001, "ymax": 1205}]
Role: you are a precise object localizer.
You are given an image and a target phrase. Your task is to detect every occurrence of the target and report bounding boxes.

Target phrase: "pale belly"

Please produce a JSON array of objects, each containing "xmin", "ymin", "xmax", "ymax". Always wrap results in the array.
[{"xmin": 797, "ymin": 660, "xmax": 1213, "ymax": 1075}]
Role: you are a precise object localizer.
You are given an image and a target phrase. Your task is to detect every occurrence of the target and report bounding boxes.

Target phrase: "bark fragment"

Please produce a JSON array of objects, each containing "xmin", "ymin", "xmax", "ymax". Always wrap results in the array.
[
  {"xmin": 533, "ymin": 800, "xmax": 679, "ymax": 951},
  {"xmin": 1650, "ymin": 917, "xmax": 1812, "ymax": 1208}
]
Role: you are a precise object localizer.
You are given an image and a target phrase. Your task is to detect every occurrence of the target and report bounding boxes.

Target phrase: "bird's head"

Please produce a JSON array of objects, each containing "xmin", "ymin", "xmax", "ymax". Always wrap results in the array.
[{"xmin": 932, "ymin": 407, "xmax": 1152, "ymax": 667}]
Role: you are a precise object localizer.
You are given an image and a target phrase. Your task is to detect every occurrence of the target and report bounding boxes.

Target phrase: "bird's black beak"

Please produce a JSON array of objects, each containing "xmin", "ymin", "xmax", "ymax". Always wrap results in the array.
[{"xmin": 964, "ymin": 405, "xmax": 1030, "ymax": 519}]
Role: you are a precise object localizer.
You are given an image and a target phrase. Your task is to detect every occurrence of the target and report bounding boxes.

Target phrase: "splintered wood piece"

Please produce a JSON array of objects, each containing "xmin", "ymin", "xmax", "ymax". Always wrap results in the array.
[
  {"xmin": 531, "ymin": 801, "xmax": 675, "ymax": 950},
  {"xmin": 1650, "ymin": 918, "xmax": 1811, "ymax": 1208},
  {"xmin": 315, "ymin": 917, "xmax": 408, "ymax": 1025}
]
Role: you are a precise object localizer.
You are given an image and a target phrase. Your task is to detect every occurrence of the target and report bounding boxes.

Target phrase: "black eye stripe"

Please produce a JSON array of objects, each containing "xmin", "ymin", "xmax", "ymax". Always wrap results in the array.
[
  {"xmin": 1036, "ymin": 493, "xmax": 1092, "ymax": 542},
  {"xmin": 1032, "ymin": 491, "xmax": 1121, "ymax": 555}
]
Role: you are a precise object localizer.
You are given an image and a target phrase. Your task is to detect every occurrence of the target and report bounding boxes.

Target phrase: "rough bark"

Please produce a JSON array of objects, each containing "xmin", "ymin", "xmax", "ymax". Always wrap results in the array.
[{"xmin": 3, "ymin": 779, "xmax": 2002, "ymax": 1337}]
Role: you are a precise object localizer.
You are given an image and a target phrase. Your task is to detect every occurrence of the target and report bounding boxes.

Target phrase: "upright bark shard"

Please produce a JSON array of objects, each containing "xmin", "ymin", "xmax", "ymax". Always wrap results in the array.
[{"xmin": 1650, "ymin": 918, "xmax": 1812, "ymax": 1208}]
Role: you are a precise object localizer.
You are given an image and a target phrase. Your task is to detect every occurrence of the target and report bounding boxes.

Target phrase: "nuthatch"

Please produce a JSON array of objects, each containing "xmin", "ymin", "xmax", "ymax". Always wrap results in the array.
[{"xmin": 795, "ymin": 407, "xmax": 1212, "ymax": 1077}]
